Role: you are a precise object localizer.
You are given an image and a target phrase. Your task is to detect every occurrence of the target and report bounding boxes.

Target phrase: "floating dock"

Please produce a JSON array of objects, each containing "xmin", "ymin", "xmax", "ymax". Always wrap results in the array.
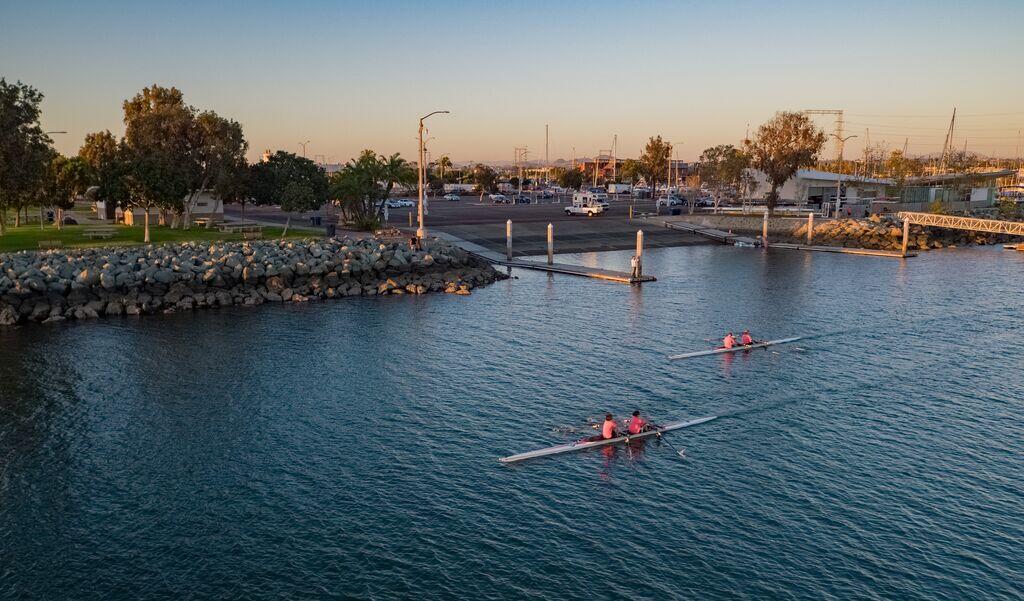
[
  {"xmin": 767, "ymin": 242, "xmax": 915, "ymax": 258},
  {"xmin": 434, "ymin": 232, "xmax": 655, "ymax": 284}
]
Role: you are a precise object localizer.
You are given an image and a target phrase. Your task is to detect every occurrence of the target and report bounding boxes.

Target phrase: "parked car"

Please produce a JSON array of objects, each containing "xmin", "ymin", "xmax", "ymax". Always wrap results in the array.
[
  {"xmin": 385, "ymin": 198, "xmax": 415, "ymax": 208},
  {"xmin": 656, "ymin": 196, "xmax": 683, "ymax": 208},
  {"xmin": 489, "ymin": 193, "xmax": 508, "ymax": 203},
  {"xmin": 537, "ymin": 190, "xmax": 554, "ymax": 199},
  {"xmin": 565, "ymin": 203, "xmax": 605, "ymax": 216},
  {"xmin": 694, "ymin": 197, "xmax": 714, "ymax": 208},
  {"xmin": 443, "ymin": 193, "xmax": 461, "ymax": 201},
  {"xmin": 512, "ymin": 194, "xmax": 531, "ymax": 204}
]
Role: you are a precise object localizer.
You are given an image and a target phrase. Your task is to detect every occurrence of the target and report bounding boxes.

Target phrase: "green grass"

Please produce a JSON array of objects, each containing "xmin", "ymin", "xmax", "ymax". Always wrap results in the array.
[{"xmin": 0, "ymin": 223, "xmax": 316, "ymax": 254}]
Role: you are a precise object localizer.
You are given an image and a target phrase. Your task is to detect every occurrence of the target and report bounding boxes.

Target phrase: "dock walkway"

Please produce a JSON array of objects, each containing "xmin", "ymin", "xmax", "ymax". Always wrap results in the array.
[
  {"xmin": 649, "ymin": 216, "xmax": 758, "ymax": 245},
  {"xmin": 434, "ymin": 232, "xmax": 655, "ymax": 284}
]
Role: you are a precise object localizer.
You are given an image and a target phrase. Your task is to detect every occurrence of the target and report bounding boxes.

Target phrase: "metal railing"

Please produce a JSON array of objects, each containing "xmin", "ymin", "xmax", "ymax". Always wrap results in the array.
[{"xmin": 896, "ymin": 212, "xmax": 1024, "ymax": 236}]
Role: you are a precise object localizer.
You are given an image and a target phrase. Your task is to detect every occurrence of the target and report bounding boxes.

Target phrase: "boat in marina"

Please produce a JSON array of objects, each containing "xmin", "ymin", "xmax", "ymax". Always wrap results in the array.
[
  {"xmin": 668, "ymin": 336, "xmax": 802, "ymax": 360},
  {"xmin": 498, "ymin": 416, "xmax": 718, "ymax": 463}
]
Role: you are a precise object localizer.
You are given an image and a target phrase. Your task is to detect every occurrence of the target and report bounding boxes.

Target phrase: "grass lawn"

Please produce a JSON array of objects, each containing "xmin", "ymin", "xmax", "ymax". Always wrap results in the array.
[{"xmin": 0, "ymin": 223, "xmax": 316, "ymax": 254}]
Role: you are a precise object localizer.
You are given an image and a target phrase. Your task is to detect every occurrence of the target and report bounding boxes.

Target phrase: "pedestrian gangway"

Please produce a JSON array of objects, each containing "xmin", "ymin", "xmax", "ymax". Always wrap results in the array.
[{"xmin": 896, "ymin": 212, "xmax": 1024, "ymax": 236}]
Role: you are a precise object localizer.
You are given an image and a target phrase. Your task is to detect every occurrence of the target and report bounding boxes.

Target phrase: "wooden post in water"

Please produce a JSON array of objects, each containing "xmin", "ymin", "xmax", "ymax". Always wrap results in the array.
[
  {"xmin": 635, "ymin": 229, "xmax": 644, "ymax": 281},
  {"xmin": 762, "ymin": 211, "xmax": 769, "ymax": 247},
  {"xmin": 901, "ymin": 218, "xmax": 910, "ymax": 257},
  {"xmin": 506, "ymin": 219, "xmax": 513, "ymax": 262},
  {"xmin": 547, "ymin": 223, "xmax": 554, "ymax": 265},
  {"xmin": 807, "ymin": 213, "xmax": 814, "ymax": 245}
]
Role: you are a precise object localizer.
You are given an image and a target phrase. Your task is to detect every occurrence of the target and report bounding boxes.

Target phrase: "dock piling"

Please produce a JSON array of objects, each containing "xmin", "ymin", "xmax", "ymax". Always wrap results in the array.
[
  {"xmin": 901, "ymin": 218, "xmax": 910, "ymax": 257},
  {"xmin": 807, "ymin": 213, "xmax": 814, "ymax": 245},
  {"xmin": 506, "ymin": 219, "xmax": 513, "ymax": 262},
  {"xmin": 762, "ymin": 212, "xmax": 769, "ymax": 247},
  {"xmin": 635, "ymin": 229, "xmax": 644, "ymax": 281},
  {"xmin": 547, "ymin": 223, "xmax": 554, "ymax": 265}
]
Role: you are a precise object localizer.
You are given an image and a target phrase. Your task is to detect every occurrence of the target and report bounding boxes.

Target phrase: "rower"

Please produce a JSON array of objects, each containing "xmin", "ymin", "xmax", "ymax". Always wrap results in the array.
[
  {"xmin": 740, "ymin": 330, "xmax": 755, "ymax": 345},
  {"xmin": 722, "ymin": 332, "xmax": 737, "ymax": 349},
  {"xmin": 627, "ymin": 410, "xmax": 650, "ymax": 435},
  {"xmin": 587, "ymin": 414, "xmax": 620, "ymax": 442}
]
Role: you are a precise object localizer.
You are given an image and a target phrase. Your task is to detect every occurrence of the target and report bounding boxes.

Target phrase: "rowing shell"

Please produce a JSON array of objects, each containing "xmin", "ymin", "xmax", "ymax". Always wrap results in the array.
[
  {"xmin": 667, "ymin": 336, "xmax": 802, "ymax": 361},
  {"xmin": 498, "ymin": 416, "xmax": 718, "ymax": 464}
]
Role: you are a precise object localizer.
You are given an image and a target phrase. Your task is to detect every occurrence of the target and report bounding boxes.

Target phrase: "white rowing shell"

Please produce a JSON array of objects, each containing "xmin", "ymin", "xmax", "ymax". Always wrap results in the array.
[
  {"xmin": 667, "ymin": 336, "xmax": 802, "ymax": 360},
  {"xmin": 498, "ymin": 415, "xmax": 718, "ymax": 463}
]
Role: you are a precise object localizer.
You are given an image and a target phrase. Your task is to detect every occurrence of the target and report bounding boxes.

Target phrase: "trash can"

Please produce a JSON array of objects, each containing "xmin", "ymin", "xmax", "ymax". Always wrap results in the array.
[
  {"xmin": 325, "ymin": 223, "xmax": 336, "ymax": 238},
  {"xmin": 670, "ymin": 207, "xmax": 682, "ymax": 216}
]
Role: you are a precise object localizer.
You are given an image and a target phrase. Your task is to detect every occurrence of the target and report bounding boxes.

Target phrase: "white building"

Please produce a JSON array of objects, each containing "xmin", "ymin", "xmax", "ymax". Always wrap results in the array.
[{"xmin": 746, "ymin": 169, "xmax": 892, "ymax": 206}]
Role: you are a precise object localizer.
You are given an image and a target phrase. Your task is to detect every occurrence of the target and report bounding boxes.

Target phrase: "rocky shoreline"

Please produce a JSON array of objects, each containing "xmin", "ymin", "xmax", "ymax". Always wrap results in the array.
[
  {"xmin": 787, "ymin": 214, "xmax": 1018, "ymax": 251},
  {"xmin": 0, "ymin": 237, "xmax": 507, "ymax": 326}
]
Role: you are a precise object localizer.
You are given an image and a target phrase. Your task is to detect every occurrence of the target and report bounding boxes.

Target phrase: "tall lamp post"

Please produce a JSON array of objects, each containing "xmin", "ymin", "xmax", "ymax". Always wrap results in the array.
[
  {"xmin": 830, "ymin": 134, "xmax": 857, "ymax": 217},
  {"xmin": 417, "ymin": 110, "xmax": 450, "ymax": 239}
]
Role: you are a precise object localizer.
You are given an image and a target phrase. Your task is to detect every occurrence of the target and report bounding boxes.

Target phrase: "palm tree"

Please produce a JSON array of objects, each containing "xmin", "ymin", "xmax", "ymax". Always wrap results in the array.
[
  {"xmin": 437, "ymin": 155, "xmax": 453, "ymax": 180},
  {"xmin": 375, "ymin": 152, "xmax": 416, "ymax": 218}
]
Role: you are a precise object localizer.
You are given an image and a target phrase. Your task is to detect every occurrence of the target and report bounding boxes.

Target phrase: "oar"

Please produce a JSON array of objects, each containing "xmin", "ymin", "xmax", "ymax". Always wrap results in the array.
[{"xmin": 654, "ymin": 430, "xmax": 686, "ymax": 458}]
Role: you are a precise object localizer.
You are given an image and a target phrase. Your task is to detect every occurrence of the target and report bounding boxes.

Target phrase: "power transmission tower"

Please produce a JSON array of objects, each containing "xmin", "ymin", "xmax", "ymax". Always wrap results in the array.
[{"xmin": 804, "ymin": 109, "xmax": 844, "ymax": 168}]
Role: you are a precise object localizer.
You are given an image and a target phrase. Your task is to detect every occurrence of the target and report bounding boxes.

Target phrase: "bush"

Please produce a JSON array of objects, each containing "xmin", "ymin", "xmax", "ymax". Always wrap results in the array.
[
  {"xmin": 928, "ymin": 200, "xmax": 947, "ymax": 215},
  {"xmin": 997, "ymin": 198, "xmax": 1021, "ymax": 220},
  {"xmin": 352, "ymin": 214, "xmax": 381, "ymax": 231}
]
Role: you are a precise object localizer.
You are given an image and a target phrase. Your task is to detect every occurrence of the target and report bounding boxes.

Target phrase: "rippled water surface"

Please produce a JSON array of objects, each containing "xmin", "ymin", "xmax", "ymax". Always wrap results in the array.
[{"xmin": 2, "ymin": 245, "xmax": 1022, "ymax": 600}]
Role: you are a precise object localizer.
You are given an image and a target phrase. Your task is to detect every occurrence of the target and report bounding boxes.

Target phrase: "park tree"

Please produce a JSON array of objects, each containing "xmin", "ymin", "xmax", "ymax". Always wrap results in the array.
[
  {"xmin": 251, "ymin": 151, "xmax": 328, "ymax": 236},
  {"xmin": 885, "ymin": 150, "xmax": 921, "ymax": 200},
  {"xmin": 50, "ymin": 155, "xmax": 94, "ymax": 229},
  {"xmin": 472, "ymin": 164, "xmax": 498, "ymax": 200},
  {"xmin": 744, "ymin": 112, "xmax": 826, "ymax": 214},
  {"xmin": 214, "ymin": 157, "xmax": 253, "ymax": 223},
  {"xmin": 698, "ymin": 144, "xmax": 749, "ymax": 209},
  {"xmin": 122, "ymin": 85, "xmax": 247, "ymax": 228},
  {"xmin": 328, "ymin": 150, "xmax": 415, "ymax": 230},
  {"xmin": 639, "ymin": 136, "xmax": 672, "ymax": 195},
  {"xmin": 0, "ymin": 79, "xmax": 53, "ymax": 235},
  {"xmin": 122, "ymin": 151, "xmax": 190, "ymax": 242},
  {"xmin": 78, "ymin": 130, "xmax": 120, "ymax": 203},
  {"xmin": 619, "ymin": 159, "xmax": 642, "ymax": 184},
  {"xmin": 555, "ymin": 167, "xmax": 584, "ymax": 190}
]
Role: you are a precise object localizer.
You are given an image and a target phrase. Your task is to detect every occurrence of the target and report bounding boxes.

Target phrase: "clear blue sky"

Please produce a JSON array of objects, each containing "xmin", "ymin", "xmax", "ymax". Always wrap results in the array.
[{"xmin": 3, "ymin": 0, "xmax": 1023, "ymax": 163}]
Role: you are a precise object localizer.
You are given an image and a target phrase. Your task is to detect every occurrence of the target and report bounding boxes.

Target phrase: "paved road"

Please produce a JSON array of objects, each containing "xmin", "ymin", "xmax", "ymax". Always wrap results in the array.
[{"xmin": 225, "ymin": 196, "xmax": 708, "ymax": 255}]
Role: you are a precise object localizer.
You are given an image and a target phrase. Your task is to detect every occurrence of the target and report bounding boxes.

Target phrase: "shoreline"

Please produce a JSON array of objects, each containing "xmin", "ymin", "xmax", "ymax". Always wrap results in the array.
[{"xmin": 0, "ymin": 237, "xmax": 506, "ymax": 327}]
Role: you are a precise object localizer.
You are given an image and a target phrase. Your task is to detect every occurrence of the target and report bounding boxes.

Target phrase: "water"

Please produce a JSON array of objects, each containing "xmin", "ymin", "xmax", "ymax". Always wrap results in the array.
[{"xmin": 1, "ymin": 245, "xmax": 1022, "ymax": 600}]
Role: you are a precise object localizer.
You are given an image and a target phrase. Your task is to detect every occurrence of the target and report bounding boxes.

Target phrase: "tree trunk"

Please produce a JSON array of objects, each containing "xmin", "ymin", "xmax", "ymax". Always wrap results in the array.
[
  {"xmin": 15, "ymin": 209, "xmax": 21, "ymax": 227},
  {"xmin": 56, "ymin": 207, "xmax": 63, "ymax": 230},
  {"xmin": 241, "ymin": 200, "xmax": 246, "ymax": 225},
  {"xmin": 0, "ymin": 210, "xmax": 6, "ymax": 236},
  {"xmin": 40, "ymin": 206, "xmax": 45, "ymax": 230},
  {"xmin": 144, "ymin": 208, "xmax": 151, "ymax": 243},
  {"xmin": 767, "ymin": 185, "xmax": 779, "ymax": 216},
  {"xmin": 282, "ymin": 214, "xmax": 291, "ymax": 238}
]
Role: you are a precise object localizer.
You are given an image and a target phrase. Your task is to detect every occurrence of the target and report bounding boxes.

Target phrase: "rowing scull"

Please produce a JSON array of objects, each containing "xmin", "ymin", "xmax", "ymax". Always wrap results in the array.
[
  {"xmin": 668, "ymin": 336, "xmax": 802, "ymax": 361},
  {"xmin": 498, "ymin": 416, "xmax": 718, "ymax": 463}
]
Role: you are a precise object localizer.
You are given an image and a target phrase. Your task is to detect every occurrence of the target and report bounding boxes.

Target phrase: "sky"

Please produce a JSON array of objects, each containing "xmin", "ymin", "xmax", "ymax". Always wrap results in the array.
[{"xmin": 3, "ymin": 0, "xmax": 1024, "ymax": 164}]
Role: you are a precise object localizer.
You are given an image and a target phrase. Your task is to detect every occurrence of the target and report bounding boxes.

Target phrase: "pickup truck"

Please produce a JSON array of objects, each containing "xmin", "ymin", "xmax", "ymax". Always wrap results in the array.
[{"xmin": 564, "ymin": 203, "xmax": 605, "ymax": 216}]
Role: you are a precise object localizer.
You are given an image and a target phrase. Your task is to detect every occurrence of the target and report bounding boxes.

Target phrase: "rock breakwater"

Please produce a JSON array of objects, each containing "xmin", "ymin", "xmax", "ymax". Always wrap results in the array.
[
  {"xmin": 0, "ymin": 237, "xmax": 506, "ymax": 326},
  {"xmin": 790, "ymin": 214, "xmax": 1018, "ymax": 251}
]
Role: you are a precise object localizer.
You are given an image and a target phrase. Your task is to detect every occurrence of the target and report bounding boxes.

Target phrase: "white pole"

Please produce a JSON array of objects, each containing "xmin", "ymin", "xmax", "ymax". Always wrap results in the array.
[
  {"xmin": 635, "ymin": 229, "xmax": 644, "ymax": 279},
  {"xmin": 807, "ymin": 212, "xmax": 814, "ymax": 245},
  {"xmin": 417, "ymin": 118, "xmax": 426, "ymax": 238},
  {"xmin": 506, "ymin": 219, "xmax": 513, "ymax": 262},
  {"xmin": 547, "ymin": 223, "xmax": 554, "ymax": 265}
]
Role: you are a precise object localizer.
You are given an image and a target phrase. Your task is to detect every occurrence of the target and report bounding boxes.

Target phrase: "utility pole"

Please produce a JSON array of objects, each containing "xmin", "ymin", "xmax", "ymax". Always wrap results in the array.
[
  {"xmin": 830, "ymin": 133, "xmax": 857, "ymax": 217},
  {"xmin": 545, "ymin": 124, "xmax": 549, "ymax": 184},
  {"xmin": 417, "ymin": 110, "xmax": 450, "ymax": 239},
  {"xmin": 612, "ymin": 134, "xmax": 618, "ymax": 182},
  {"xmin": 804, "ymin": 109, "xmax": 844, "ymax": 169}
]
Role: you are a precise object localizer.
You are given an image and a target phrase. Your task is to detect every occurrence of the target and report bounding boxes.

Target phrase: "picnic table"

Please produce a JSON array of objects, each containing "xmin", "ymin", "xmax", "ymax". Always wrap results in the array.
[
  {"xmin": 194, "ymin": 217, "xmax": 218, "ymax": 229},
  {"xmin": 219, "ymin": 223, "xmax": 263, "ymax": 234},
  {"xmin": 83, "ymin": 226, "xmax": 118, "ymax": 240}
]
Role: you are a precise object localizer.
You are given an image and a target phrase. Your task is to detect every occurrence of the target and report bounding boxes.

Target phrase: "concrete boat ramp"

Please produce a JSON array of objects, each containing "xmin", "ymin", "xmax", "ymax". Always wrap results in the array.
[{"xmin": 434, "ymin": 232, "xmax": 655, "ymax": 284}]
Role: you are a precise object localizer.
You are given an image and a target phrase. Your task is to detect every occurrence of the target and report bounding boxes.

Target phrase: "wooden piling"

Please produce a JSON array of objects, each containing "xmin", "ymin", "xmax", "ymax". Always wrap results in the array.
[
  {"xmin": 901, "ymin": 218, "xmax": 910, "ymax": 257},
  {"xmin": 547, "ymin": 223, "xmax": 554, "ymax": 265},
  {"xmin": 635, "ymin": 229, "xmax": 644, "ymax": 280},
  {"xmin": 807, "ymin": 213, "xmax": 814, "ymax": 245},
  {"xmin": 506, "ymin": 219, "xmax": 513, "ymax": 262},
  {"xmin": 762, "ymin": 212, "xmax": 769, "ymax": 247}
]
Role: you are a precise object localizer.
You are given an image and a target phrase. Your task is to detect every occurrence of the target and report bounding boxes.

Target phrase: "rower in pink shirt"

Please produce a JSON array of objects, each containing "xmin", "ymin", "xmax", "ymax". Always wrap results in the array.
[
  {"xmin": 722, "ymin": 332, "xmax": 737, "ymax": 349},
  {"xmin": 740, "ymin": 330, "xmax": 755, "ymax": 345},
  {"xmin": 628, "ymin": 410, "xmax": 649, "ymax": 435}
]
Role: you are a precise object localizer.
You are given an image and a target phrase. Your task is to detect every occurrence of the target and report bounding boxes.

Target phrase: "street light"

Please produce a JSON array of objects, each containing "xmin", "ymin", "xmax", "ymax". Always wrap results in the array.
[
  {"xmin": 830, "ymin": 134, "xmax": 857, "ymax": 217},
  {"xmin": 417, "ymin": 110, "xmax": 450, "ymax": 239},
  {"xmin": 298, "ymin": 140, "xmax": 310, "ymax": 158}
]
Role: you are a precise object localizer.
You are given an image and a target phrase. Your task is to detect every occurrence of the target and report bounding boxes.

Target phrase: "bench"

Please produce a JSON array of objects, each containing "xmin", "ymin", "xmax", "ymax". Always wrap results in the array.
[
  {"xmin": 38, "ymin": 240, "xmax": 64, "ymax": 249},
  {"xmin": 219, "ymin": 223, "xmax": 263, "ymax": 234},
  {"xmin": 242, "ymin": 230, "xmax": 263, "ymax": 240},
  {"xmin": 83, "ymin": 227, "xmax": 118, "ymax": 240}
]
